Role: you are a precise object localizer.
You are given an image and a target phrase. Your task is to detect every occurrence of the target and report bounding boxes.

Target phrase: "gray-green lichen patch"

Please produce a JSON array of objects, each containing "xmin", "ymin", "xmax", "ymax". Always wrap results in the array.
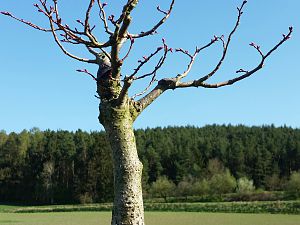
[{"xmin": 100, "ymin": 101, "xmax": 145, "ymax": 225}]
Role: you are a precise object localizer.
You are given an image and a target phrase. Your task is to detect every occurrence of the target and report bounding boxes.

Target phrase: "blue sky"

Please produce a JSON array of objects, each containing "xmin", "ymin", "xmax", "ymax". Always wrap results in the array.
[{"xmin": 0, "ymin": 1, "xmax": 299, "ymax": 133}]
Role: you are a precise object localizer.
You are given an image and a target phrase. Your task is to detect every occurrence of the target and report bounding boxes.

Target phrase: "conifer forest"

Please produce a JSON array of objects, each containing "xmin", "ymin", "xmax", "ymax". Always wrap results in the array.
[{"xmin": 0, "ymin": 125, "xmax": 299, "ymax": 204}]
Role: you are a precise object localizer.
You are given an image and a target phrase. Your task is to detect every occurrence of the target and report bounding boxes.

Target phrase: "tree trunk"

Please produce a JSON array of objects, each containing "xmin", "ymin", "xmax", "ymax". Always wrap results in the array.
[{"xmin": 99, "ymin": 101, "xmax": 145, "ymax": 225}]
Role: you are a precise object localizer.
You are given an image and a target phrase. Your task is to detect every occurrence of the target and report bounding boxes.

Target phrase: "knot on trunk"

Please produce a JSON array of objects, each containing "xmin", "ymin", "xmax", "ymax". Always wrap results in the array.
[
  {"xmin": 158, "ymin": 78, "xmax": 177, "ymax": 90},
  {"xmin": 96, "ymin": 54, "xmax": 122, "ymax": 102}
]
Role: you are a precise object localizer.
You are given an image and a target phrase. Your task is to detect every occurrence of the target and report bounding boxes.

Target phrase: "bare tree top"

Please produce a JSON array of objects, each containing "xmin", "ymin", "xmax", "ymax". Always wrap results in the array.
[{"xmin": 1, "ymin": 0, "xmax": 293, "ymax": 116}]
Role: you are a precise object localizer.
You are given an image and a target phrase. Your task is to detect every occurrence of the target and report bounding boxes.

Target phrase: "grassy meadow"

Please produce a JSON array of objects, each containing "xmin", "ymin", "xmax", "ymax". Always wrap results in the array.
[{"xmin": 1, "ymin": 211, "xmax": 300, "ymax": 225}]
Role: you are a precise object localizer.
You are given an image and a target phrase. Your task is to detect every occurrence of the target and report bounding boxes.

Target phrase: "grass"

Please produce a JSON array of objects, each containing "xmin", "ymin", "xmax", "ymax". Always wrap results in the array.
[
  {"xmin": 0, "ymin": 205, "xmax": 20, "ymax": 213},
  {"xmin": 1, "ymin": 212, "xmax": 300, "ymax": 225},
  {"xmin": 3, "ymin": 201, "xmax": 300, "ymax": 214}
]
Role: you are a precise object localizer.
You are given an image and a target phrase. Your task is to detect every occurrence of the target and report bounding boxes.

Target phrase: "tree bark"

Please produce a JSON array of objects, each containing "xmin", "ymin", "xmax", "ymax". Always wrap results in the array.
[{"xmin": 99, "ymin": 101, "xmax": 144, "ymax": 225}]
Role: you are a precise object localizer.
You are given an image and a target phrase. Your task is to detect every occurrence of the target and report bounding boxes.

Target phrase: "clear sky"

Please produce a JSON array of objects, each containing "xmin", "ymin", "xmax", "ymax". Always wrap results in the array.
[{"xmin": 0, "ymin": 1, "xmax": 299, "ymax": 133}]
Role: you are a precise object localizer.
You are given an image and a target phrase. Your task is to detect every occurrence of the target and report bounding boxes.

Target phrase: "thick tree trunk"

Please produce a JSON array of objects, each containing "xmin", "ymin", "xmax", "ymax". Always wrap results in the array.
[{"xmin": 99, "ymin": 102, "xmax": 145, "ymax": 225}]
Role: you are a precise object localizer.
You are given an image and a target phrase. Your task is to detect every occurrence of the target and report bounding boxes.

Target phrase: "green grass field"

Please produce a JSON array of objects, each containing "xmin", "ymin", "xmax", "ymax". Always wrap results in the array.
[
  {"xmin": 1, "ymin": 212, "xmax": 300, "ymax": 225},
  {"xmin": 0, "ymin": 205, "xmax": 19, "ymax": 213}
]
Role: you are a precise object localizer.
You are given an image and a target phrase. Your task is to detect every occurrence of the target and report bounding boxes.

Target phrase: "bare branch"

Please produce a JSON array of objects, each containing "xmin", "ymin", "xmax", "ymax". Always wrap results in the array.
[
  {"xmin": 264, "ymin": 26, "xmax": 293, "ymax": 58},
  {"xmin": 136, "ymin": 26, "xmax": 293, "ymax": 115},
  {"xmin": 121, "ymin": 35, "xmax": 135, "ymax": 62},
  {"xmin": 131, "ymin": 0, "xmax": 175, "ymax": 38},
  {"xmin": 117, "ymin": 40, "xmax": 169, "ymax": 105},
  {"xmin": 32, "ymin": 2, "xmax": 95, "ymax": 63},
  {"xmin": 134, "ymin": 83, "xmax": 167, "ymax": 117},
  {"xmin": 108, "ymin": 1, "xmax": 141, "ymax": 81},
  {"xmin": 3, "ymin": 0, "xmax": 112, "ymax": 49},
  {"xmin": 85, "ymin": 0, "xmax": 95, "ymax": 33},
  {"xmin": 132, "ymin": 73, "xmax": 157, "ymax": 99},
  {"xmin": 129, "ymin": 46, "xmax": 169, "ymax": 100},
  {"xmin": 76, "ymin": 69, "xmax": 97, "ymax": 81},
  {"xmin": 96, "ymin": 0, "xmax": 113, "ymax": 35},
  {"xmin": 115, "ymin": 0, "xmax": 138, "ymax": 26},
  {"xmin": 2, "ymin": 0, "xmax": 115, "ymax": 63},
  {"xmin": 174, "ymin": 36, "xmax": 220, "ymax": 82},
  {"xmin": 129, "ymin": 45, "xmax": 165, "ymax": 79},
  {"xmin": 174, "ymin": 48, "xmax": 198, "ymax": 81},
  {"xmin": 197, "ymin": 0, "xmax": 247, "ymax": 83},
  {"xmin": 175, "ymin": 26, "xmax": 293, "ymax": 89},
  {"xmin": 193, "ymin": 26, "xmax": 294, "ymax": 89},
  {"xmin": 134, "ymin": 45, "xmax": 169, "ymax": 81},
  {"xmin": 52, "ymin": 0, "xmax": 59, "ymax": 21},
  {"xmin": 156, "ymin": 6, "xmax": 169, "ymax": 15},
  {"xmin": 83, "ymin": 0, "xmax": 102, "ymax": 47},
  {"xmin": 48, "ymin": 16, "xmax": 97, "ymax": 63},
  {"xmin": 1, "ymin": 11, "xmax": 54, "ymax": 32}
]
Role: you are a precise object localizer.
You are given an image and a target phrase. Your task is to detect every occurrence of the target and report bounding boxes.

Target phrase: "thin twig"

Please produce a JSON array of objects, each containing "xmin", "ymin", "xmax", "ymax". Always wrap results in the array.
[
  {"xmin": 176, "ymin": 26, "xmax": 293, "ymax": 89},
  {"xmin": 96, "ymin": 0, "xmax": 113, "ymax": 35},
  {"xmin": 131, "ymin": 0, "xmax": 175, "ymax": 38},
  {"xmin": 76, "ymin": 69, "xmax": 97, "ymax": 81},
  {"xmin": 198, "ymin": 0, "xmax": 247, "ymax": 83},
  {"xmin": 129, "ymin": 45, "xmax": 165, "ymax": 78},
  {"xmin": 132, "ymin": 73, "xmax": 157, "ymax": 99},
  {"xmin": 1, "ymin": 11, "xmax": 54, "ymax": 32}
]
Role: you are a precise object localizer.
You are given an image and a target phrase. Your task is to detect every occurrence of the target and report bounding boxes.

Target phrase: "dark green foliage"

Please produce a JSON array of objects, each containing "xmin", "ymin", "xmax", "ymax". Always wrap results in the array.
[
  {"xmin": 0, "ymin": 129, "xmax": 113, "ymax": 204},
  {"xmin": 0, "ymin": 125, "xmax": 300, "ymax": 204}
]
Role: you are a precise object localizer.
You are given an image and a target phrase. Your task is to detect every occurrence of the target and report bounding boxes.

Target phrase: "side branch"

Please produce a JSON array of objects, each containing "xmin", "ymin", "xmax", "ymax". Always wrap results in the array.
[
  {"xmin": 195, "ymin": 27, "xmax": 294, "ymax": 88},
  {"xmin": 136, "ymin": 26, "xmax": 293, "ymax": 115},
  {"xmin": 131, "ymin": 46, "xmax": 169, "ymax": 99},
  {"xmin": 117, "ymin": 42, "xmax": 169, "ymax": 105},
  {"xmin": 174, "ymin": 36, "xmax": 220, "ymax": 82},
  {"xmin": 47, "ymin": 13, "xmax": 97, "ymax": 63},
  {"xmin": 131, "ymin": 0, "xmax": 175, "ymax": 38},
  {"xmin": 1, "ymin": 11, "xmax": 54, "ymax": 32},
  {"xmin": 39, "ymin": 0, "xmax": 98, "ymax": 63},
  {"xmin": 2, "ymin": 0, "xmax": 112, "ymax": 64},
  {"xmin": 76, "ymin": 69, "xmax": 97, "ymax": 81},
  {"xmin": 198, "ymin": 0, "xmax": 247, "ymax": 83},
  {"xmin": 96, "ymin": 0, "xmax": 113, "ymax": 35},
  {"xmin": 83, "ymin": 0, "xmax": 101, "ymax": 46}
]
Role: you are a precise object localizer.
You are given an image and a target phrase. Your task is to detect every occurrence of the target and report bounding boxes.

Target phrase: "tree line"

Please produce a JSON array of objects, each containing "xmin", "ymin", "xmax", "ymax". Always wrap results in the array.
[{"xmin": 0, "ymin": 125, "xmax": 299, "ymax": 204}]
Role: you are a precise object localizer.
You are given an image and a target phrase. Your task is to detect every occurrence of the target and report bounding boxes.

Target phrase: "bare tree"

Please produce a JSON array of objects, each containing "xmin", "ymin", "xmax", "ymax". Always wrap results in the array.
[{"xmin": 1, "ymin": 1, "xmax": 292, "ymax": 224}]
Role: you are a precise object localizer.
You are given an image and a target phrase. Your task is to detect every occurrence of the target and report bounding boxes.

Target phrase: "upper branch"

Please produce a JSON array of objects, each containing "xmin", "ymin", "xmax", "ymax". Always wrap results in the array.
[
  {"xmin": 133, "ymin": 0, "xmax": 246, "ymax": 109},
  {"xmin": 96, "ymin": 0, "xmax": 113, "ymax": 35},
  {"xmin": 1, "ymin": 0, "xmax": 115, "ymax": 64},
  {"xmin": 134, "ymin": 4, "xmax": 292, "ymax": 116},
  {"xmin": 131, "ymin": 0, "xmax": 175, "ymax": 38},
  {"xmin": 196, "ymin": 26, "xmax": 293, "ymax": 88},
  {"xmin": 0, "ymin": 11, "xmax": 54, "ymax": 32},
  {"xmin": 84, "ymin": 0, "xmax": 98, "ymax": 44},
  {"xmin": 2, "ymin": 1, "xmax": 293, "ymax": 114},
  {"xmin": 129, "ymin": 44, "xmax": 166, "ymax": 78},
  {"xmin": 198, "ymin": 0, "xmax": 247, "ymax": 83},
  {"xmin": 117, "ymin": 41, "xmax": 169, "ymax": 105},
  {"xmin": 118, "ymin": 0, "xmax": 139, "ymax": 39},
  {"xmin": 108, "ymin": 1, "xmax": 140, "ymax": 81},
  {"xmin": 48, "ymin": 14, "xmax": 97, "ymax": 63},
  {"xmin": 174, "ymin": 36, "xmax": 220, "ymax": 82},
  {"xmin": 166, "ymin": 26, "xmax": 293, "ymax": 90},
  {"xmin": 41, "ymin": 1, "xmax": 98, "ymax": 63}
]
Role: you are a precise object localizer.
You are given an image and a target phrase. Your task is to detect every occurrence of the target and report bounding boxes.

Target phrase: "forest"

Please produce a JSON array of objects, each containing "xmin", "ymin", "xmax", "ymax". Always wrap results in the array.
[{"xmin": 0, "ymin": 125, "xmax": 299, "ymax": 204}]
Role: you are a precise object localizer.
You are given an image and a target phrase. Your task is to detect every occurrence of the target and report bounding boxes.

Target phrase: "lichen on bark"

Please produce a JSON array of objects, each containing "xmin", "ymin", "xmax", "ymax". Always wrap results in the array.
[{"xmin": 99, "ymin": 100, "xmax": 144, "ymax": 225}]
